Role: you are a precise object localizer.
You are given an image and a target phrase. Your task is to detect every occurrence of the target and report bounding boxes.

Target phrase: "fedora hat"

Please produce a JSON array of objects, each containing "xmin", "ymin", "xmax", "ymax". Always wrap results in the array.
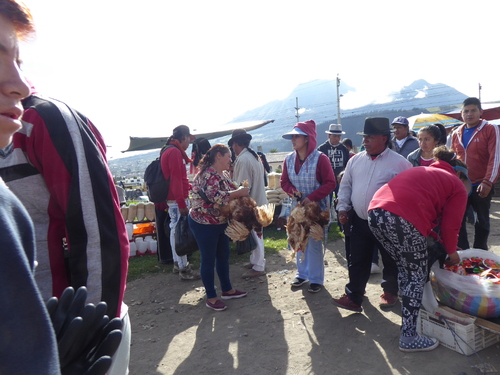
[
  {"xmin": 228, "ymin": 128, "xmax": 252, "ymax": 147},
  {"xmin": 325, "ymin": 124, "xmax": 345, "ymax": 135},
  {"xmin": 356, "ymin": 117, "xmax": 394, "ymax": 136}
]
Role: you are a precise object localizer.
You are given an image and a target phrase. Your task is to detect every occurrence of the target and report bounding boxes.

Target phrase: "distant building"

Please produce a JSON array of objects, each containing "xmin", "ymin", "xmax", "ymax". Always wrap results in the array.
[
  {"xmin": 265, "ymin": 152, "xmax": 290, "ymax": 172},
  {"xmin": 123, "ymin": 177, "xmax": 144, "ymax": 190}
]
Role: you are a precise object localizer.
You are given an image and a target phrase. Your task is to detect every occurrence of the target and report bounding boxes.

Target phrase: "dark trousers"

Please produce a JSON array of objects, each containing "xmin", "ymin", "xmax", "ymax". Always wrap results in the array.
[
  {"xmin": 346, "ymin": 213, "xmax": 399, "ymax": 306},
  {"xmin": 458, "ymin": 185, "xmax": 493, "ymax": 250},
  {"xmin": 155, "ymin": 208, "xmax": 173, "ymax": 262}
]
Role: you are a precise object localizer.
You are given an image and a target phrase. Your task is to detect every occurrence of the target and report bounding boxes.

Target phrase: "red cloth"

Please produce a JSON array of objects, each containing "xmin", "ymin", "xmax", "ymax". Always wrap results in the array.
[
  {"xmin": 6, "ymin": 95, "xmax": 129, "ymax": 318},
  {"xmin": 160, "ymin": 140, "xmax": 192, "ymax": 209},
  {"xmin": 369, "ymin": 161, "xmax": 467, "ymax": 254}
]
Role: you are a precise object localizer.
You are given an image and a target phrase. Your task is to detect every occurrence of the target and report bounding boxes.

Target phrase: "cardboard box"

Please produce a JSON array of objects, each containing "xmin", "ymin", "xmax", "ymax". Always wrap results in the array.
[{"xmin": 417, "ymin": 306, "xmax": 500, "ymax": 356}]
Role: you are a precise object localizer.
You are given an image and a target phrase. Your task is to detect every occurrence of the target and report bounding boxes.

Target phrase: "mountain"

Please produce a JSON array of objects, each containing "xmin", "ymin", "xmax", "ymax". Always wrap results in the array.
[
  {"xmin": 212, "ymin": 78, "xmax": 467, "ymax": 153},
  {"xmin": 109, "ymin": 78, "xmax": 467, "ymax": 177}
]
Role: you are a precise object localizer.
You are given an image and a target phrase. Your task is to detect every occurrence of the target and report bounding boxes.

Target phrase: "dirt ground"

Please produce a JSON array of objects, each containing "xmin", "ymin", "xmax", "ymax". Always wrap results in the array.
[{"xmin": 125, "ymin": 200, "xmax": 500, "ymax": 375}]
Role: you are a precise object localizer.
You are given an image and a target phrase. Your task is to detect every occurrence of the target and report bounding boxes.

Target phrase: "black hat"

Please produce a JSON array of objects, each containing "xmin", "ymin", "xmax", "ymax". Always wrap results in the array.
[
  {"xmin": 228, "ymin": 128, "xmax": 252, "ymax": 147},
  {"xmin": 356, "ymin": 117, "xmax": 394, "ymax": 136},
  {"xmin": 173, "ymin": 125, "xmax": 195, "ymax": 140}
]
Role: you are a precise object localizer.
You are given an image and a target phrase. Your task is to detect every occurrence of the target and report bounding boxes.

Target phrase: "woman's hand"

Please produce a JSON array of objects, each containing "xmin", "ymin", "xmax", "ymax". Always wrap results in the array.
[
  {"xmin": 229, "ymin": 186, "xmax": 249, "ymax": 200},
  {"xmin": 445, "ymin": 251, "xmax": 460, "ymax": 266},
  {"xmin": 238, "ymin": 187, "xmax": 250, "ymax": 197},
  {"xmin": 301, "ymin": 197, "xmax": 311, "ymax": 205}
]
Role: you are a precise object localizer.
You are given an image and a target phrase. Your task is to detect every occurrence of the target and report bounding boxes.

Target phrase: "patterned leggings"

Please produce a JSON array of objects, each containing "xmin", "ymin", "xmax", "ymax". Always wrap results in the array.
[{"xmin": 368, "ymin": 208, "xmax": 428, "ymax": 338}]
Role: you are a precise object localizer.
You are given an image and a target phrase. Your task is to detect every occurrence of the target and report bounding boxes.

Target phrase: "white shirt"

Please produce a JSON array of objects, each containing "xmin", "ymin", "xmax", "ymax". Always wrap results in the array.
[
  {"xmin": 337, "ymin": 147, "xmax": 411, "ymax": 220},
  {"xmin": 233, "ymin": 148, "xmax": 268, "ymax": 206}
]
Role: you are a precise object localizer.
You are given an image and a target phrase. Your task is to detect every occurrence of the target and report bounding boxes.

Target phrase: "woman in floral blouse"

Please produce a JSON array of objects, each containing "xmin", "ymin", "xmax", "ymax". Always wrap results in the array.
[{"xmin": 189, "ymin": 144, "xmax": 250, "ymax": 311}]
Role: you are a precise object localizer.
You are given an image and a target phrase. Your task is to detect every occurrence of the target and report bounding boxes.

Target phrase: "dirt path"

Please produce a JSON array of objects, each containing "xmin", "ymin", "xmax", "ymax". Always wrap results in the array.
[{"xmin": 125, "ymin": 201, "xmax": 500, "ymax": 375}]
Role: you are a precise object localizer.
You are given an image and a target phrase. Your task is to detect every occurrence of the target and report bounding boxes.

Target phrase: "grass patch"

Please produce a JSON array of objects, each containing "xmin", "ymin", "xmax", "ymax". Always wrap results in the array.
[{"xmin": 127, "ymin": 224, "xmax": 343, "ymax": 282}]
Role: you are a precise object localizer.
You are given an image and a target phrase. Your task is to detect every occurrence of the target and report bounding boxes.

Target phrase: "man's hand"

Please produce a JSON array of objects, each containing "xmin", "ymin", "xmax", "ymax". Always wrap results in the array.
[
  {"xmin": 179, "ymin": 207, "xmax": 189, "ymax": 216},
  {"xmin": 477, "ymin": 182, "xmax": 491, "ymax": 198},
  {"xmin": 338, "ymin": 210, "xmax": 348, "ymax": 225}
]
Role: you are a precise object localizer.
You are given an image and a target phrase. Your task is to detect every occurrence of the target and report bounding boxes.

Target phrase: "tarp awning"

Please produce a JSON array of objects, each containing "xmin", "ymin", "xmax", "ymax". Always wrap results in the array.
[{"xmin": 123, "ymin": 119, "xmax": 274, "ymax": 152}]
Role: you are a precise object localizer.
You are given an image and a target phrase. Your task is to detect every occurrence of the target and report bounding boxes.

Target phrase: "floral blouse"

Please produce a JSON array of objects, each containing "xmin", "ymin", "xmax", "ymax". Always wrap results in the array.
[{"xmin": 189, "ymin": 167, "xmax": 237, "ymax": 225}]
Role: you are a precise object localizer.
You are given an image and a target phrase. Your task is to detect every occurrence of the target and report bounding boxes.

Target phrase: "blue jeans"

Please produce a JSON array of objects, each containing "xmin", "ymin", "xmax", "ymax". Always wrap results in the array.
[
  {"xmin": 188, "ymin": 216, "xmax": 232, "ymax": 299},
  {"xmin": 296, "ymin": 237, "xmax": 324, "ymax": 285}
]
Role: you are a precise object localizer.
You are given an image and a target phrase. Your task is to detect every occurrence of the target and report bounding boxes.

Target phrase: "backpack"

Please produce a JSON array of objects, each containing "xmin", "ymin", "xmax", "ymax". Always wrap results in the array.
[{"xmin": 144, "ymin": 145, "xmax": 174, "ymax": 203}]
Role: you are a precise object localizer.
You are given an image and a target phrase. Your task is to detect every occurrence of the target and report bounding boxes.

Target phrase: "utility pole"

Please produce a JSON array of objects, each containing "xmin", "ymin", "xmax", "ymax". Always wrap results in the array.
[
  {"xmin": 479, "ymin": 83, "xmax": 482, "ymax": 101},
  {"xmin": 295, "ymin": 97, "xmax": 301, "ymax": 123},
  {"xmin": 336, "ymin": 74, "xmax": 342, "ymax": 125}
]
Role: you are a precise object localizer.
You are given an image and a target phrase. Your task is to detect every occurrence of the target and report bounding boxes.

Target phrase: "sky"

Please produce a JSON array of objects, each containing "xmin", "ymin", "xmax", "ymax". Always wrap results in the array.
[{"xmin": 20, "ymin": 0, "xmax": 499, "ymax": 159}]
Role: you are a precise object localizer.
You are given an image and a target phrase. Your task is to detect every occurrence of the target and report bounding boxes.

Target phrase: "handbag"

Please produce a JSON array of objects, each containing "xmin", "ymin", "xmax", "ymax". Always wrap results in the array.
[
  {"xmin": 174, "ymin": 216, "xmax": 198, "ymax": 256},
  {"xmin": 236, "ymin": 232, "xmax": 257, "ymax": 255}
]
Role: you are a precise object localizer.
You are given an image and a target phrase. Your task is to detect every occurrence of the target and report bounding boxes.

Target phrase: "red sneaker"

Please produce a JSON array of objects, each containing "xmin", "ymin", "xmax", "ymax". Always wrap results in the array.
[
  {"xmin": 332, "ymin": 294, "xmax": 363, "ymax": 313},
  {"xmin": 206, "ymin": 299, "xmax": 227, "ymax": 311},
  {"xmin": 379, "ymin": 292, "xmax": 398, "ymax": 308},
  {"xmin": 221, "ymin": 289, "xmax": 248, "ymax": 300}
]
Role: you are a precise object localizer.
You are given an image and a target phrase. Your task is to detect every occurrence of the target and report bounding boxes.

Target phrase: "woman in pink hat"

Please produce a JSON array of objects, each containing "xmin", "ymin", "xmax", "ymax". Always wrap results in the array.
[{"xmin": 280, "ymin": 120, "xmax": 336, "ymax": 293}]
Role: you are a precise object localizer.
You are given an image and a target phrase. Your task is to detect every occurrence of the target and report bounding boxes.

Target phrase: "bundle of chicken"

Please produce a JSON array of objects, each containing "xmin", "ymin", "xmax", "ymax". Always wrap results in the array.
[
  {"xmin": 286, "ymin": 201, "xmax": 329, "ymax": 258},
  {"xmin": 222, "ymin": 181, "xmax": 275, "ymax": 242}
]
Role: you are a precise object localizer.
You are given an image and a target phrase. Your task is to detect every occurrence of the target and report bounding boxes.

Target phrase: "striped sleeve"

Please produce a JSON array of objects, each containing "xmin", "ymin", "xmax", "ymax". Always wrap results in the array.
[
  {"xmin": 22, "ymin": 96, "xmax": 128, "ymax": 318},
  {"xmin": 485, "ymin": 123, "xmax": 500, "ymax": 185}
]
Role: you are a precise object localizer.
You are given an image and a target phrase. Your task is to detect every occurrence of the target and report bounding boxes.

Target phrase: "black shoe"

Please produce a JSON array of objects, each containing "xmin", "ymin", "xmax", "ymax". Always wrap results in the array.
[
  {"xmin": 308, "ymin": 283, "xmax": 322, "ymax": 293},
  {"xmin": 290, "ymin": 278, "xmax": 307, "ymax": 287}
]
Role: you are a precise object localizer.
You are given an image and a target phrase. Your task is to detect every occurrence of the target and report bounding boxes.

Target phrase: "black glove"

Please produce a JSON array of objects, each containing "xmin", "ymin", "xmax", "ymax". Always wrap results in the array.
[{"xmin": 46, "ymin": 286, "xmax": 123, "ymax": 375}]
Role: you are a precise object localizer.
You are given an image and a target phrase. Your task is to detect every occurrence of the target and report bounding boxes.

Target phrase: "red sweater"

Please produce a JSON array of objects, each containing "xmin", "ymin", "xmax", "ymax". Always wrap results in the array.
[
  {"xmin": 1, "ymin": 95, "xmax": 129, "ymax": 318},
  {"xmin": 368, "ymin": 161, "xmax": 467, "ymax": 254},
  {"xmin": 160, "ymin": 143, "xmax": 191, "ymax": 209}
]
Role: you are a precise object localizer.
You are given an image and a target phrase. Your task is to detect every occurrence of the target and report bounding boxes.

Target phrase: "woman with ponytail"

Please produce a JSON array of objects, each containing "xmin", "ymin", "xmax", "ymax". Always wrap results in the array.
[
  {"xmin": 189, "ymin": 144, "xmax": 250, "ymax": 311},
  {"xmin": 367, "ymin": 146, "xmax": 471, "ymax": 353},
  {"xmin": 407, "ymin": 123, "xmax": 447, "ymax": 167}
]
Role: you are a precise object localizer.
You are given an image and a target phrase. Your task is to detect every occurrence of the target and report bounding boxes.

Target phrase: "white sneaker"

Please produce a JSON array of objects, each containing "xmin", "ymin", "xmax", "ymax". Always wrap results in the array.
[{"xmin": 371, "ymin": 263, "xmax": 381, "ymax": 274}]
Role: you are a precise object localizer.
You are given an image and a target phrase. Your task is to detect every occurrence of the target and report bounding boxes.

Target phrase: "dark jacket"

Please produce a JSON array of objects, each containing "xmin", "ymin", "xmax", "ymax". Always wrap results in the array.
[
  {"xmin": 317, "ymin": 141, "xmax": 349, "ymax": 177},
  {"xmin": 392, "ymin": 135, "xmax": 419, "ymax": 158}
]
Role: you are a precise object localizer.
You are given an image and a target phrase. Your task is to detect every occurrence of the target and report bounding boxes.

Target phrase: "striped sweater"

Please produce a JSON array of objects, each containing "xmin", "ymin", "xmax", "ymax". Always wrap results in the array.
[{"xmin": 0, "ymin": 95, "xmax": 128, "ymax": 318}]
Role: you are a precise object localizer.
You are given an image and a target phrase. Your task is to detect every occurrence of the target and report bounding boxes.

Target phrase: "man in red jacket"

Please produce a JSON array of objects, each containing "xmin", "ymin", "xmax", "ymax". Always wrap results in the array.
[
  {"xmin": 160, "ymin": 125, "xmax": 200, "ymax": 280},
  {"xmin": 451, "ymin": 97, "xmax": 500, "ymax": 250}
]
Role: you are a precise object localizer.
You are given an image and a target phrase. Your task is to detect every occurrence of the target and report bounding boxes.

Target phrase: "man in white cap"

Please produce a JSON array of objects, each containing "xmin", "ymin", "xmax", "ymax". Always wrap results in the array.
[{"xmin": 317, "ymin": 124, "xmax": 349, "ymax": 199}]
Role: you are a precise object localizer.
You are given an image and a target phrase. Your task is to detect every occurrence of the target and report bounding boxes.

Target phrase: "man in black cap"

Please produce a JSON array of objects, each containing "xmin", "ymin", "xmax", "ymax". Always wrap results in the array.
[
  {"xmin": 391, "ymin": 116, "xmax": 419, "ymax": 158},
  {"xmin": 157, "ymin": 125, "xmax": 200, "ymax": 280},
  {"xmin": 332, "ymin": 118, "xmax": 411, "ymax": 313},
  {"xmin": 229, "ymin": 129, "xmax": 268, "ymax": 278}
]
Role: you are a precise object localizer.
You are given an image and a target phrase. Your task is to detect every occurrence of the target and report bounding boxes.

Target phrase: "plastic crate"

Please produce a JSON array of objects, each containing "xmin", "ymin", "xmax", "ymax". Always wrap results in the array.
[{"xmin": 417, "ymin": 307, "xmax": 500, "ymax": 356}]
